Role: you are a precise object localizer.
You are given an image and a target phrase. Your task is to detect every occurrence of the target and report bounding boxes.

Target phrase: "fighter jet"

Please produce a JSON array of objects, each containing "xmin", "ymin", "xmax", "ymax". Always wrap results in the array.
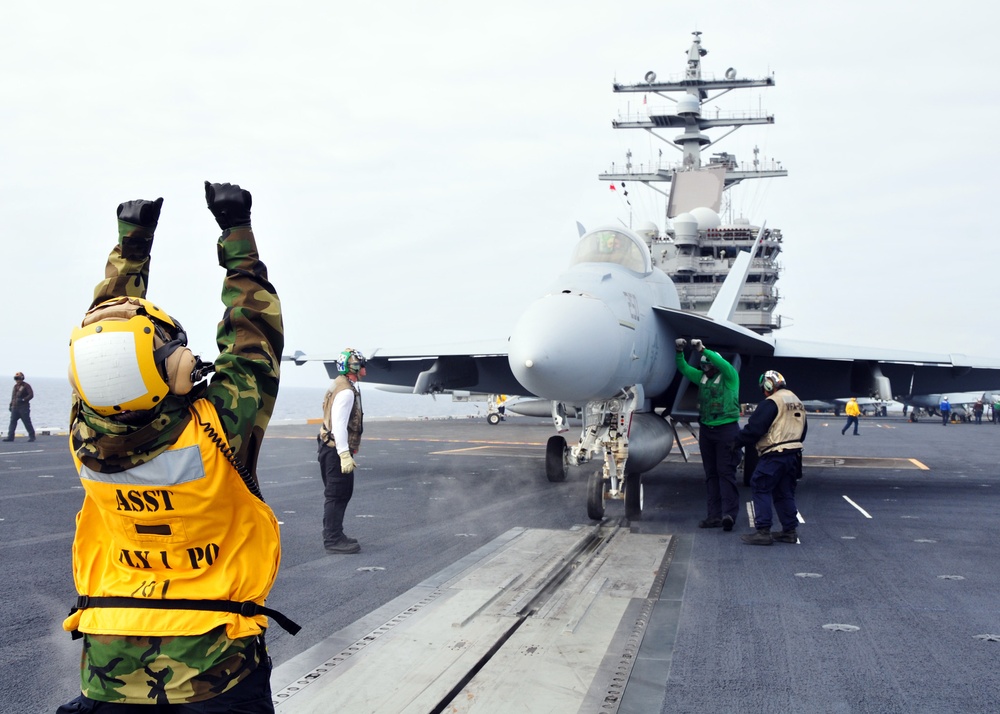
[{"xmin": 291, "ymin": 224, "xmax": 1000, "ymax": 521}]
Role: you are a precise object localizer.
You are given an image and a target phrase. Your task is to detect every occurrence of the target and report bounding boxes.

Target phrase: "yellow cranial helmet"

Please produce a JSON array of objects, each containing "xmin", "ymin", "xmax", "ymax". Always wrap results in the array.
[{"xmin": 69, "ymin": 297, "xmax": 199, "ymax": 416}]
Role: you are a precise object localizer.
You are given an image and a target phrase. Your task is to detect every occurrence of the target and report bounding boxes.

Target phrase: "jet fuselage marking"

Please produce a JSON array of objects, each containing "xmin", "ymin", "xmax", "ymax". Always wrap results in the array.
[{"xmin": 624, "ymin": 291, "xmax": 640, "ymax": 322}]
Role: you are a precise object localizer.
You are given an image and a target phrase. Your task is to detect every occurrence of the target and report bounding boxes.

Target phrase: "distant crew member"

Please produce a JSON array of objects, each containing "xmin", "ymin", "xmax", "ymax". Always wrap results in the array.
[
  {"xmin": 993, "ymin": 397, "xmax": 1000, "ymax": 424},
  {"xmin": 58, "ymin": 183, "xmax": 298, "ymax": 712},
  {"xmin": 973, "ymin": 400, "xmax": 984, "ymax": 424},
  {"xmin": 318, "ymin": 348, "xmax": 367, "ymax": 554},
  {"xmin": 940, "ymin": 396, "xmax": 951, "ymax": 425},
  {"xmin": 4, "ymin": 372, "xmax": 34, "ymax": 442},
  {"xmin": 737, "ymin": 370, "xmax": 808, "ymax": 545},
  {"xmin": 842, "ymin": 397, "xmax": 861, "ymax": 436},
  {"xmin": 675, "ymin": 338, "xmax": 741, "ymax": 532}
]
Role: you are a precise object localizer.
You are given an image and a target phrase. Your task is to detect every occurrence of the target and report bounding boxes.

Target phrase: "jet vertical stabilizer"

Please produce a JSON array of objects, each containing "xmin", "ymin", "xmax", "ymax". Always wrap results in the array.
[
  {"xmin": 652, "ymin": 223, "xmax": 774, "ymax": 356},
  {"xmin": 707, "ymin": 222, "xmax": 765, "ymax": 323}
]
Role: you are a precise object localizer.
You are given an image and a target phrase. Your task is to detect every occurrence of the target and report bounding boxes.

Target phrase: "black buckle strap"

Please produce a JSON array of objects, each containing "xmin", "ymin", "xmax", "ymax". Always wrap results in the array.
[{"xmin": 69, "ymin": 596, "xmax": 301, "ymax": 638}]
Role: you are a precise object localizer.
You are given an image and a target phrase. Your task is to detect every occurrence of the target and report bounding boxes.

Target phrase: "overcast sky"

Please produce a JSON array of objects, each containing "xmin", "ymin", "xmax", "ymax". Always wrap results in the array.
[{"xmin": 3, "ymin": 1, "xmax": 999, "ymax": 390}]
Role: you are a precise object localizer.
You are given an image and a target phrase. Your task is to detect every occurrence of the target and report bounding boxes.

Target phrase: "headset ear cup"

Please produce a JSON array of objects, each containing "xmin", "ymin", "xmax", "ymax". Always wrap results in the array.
[
  {"xmin": 164, "ymin": 347, "xmax": 197, "ymax": 395},
  {"xmin": 68, "ymin": 363, "xmax": 82, "ymax": 401}
]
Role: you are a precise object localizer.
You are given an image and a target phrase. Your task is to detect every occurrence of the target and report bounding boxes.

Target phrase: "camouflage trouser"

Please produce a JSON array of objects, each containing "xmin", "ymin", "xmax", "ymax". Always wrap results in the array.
[{"xmin": 56, "ymin": 649, "xmax": 274, "ymax": 712}]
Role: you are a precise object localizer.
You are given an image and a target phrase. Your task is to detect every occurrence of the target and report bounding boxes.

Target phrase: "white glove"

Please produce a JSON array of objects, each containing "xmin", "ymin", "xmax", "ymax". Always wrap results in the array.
[
  {"xmin": 675, "ymin": 338, "xmax": 687, "ymax": 351},
  {"xmin": 339, "ymin": 452, "xmax": 357, "ymax": 473},
  {"xmin": 691, "ymin": 339, "xmax": 705, "ymax": 352}
]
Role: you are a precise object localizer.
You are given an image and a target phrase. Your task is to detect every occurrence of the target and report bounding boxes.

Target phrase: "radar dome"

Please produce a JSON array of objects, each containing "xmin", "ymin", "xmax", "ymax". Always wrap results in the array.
[
  {"xmin": 689, "ymin": 207, "xmax": 722, "ymax": 231},
  {"xmin": 636, "ymin": 221, "xmax": 659, "ymax": 238},
  {"xmin": 676, "ymin": 95, "xmax": 700, "ymax": 116},
  {"xmin": 672, "ymin": 212, "xmax": 698, "ymax": 245}
]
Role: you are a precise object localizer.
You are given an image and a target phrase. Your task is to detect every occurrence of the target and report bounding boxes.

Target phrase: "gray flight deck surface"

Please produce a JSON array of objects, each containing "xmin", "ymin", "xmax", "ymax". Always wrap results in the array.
[{"xmin": 3, "ymin": 414, "xmax": 1000, "ymax": 712}]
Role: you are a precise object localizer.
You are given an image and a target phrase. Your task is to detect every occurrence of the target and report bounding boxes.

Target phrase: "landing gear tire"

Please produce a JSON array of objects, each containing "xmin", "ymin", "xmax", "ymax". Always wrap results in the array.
[
  {"xmin": 587, "ymin": 471, "xmax": 606, "ymax": 521},
  {"xmin": 624, "ymin": 471, "xmax": 643, "ymax": 521},
  {"xmin": 487, "ymin": 413, "xmax": 501, "ymax": 426},
  {"xmin": 546, "ymin": 435, "xmax": 567, "ymax": 483}
]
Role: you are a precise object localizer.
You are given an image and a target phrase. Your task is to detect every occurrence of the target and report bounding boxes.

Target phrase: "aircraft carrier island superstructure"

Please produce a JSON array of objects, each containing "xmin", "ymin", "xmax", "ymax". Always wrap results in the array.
[{"xmin": 601, "ymin": 31, "xmax": 787, "ymax": 334}]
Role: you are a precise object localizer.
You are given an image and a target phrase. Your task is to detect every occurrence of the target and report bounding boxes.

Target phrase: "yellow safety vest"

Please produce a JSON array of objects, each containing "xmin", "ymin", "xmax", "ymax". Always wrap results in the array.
[{"xmin": 63, "ymin": 399, "xmax": 282, "ymax": 640}]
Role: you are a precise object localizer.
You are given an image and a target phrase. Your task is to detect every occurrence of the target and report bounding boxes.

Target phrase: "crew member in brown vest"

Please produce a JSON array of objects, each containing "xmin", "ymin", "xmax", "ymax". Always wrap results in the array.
[
  {"xmin": 736, "ymin": 370, "xmax": 808, "ymax": 545},
  {"xmin": 318, "ymin": 348, "xmax": 366, "ymax": 554}
]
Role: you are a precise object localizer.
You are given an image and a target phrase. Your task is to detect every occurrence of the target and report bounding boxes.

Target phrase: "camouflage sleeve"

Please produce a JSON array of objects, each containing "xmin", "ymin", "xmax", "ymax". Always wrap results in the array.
[
  {"xmin": 204, "ymin": 226, "xmax": 283, "ymax": 475},
  {"xmin": 90, "ymin": 220, "xmax": 155, "ymax": 307}
]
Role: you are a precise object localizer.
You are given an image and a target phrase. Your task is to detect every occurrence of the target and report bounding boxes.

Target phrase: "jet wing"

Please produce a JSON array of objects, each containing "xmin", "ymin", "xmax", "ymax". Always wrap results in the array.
[
  {"xmin": 738, "ymin": 338, "xmax": 1000, "ymax": 404},
  {"xmin": 290, "ymin": 340, "xmax": 528, "ymax": 397},
  {"xmin": 653, "ymin": 306, "xmax": 775, "ymax": 356},
  {"xmin": 648, "ymin": 293, "xmax": 1000, "ymax": 404}
]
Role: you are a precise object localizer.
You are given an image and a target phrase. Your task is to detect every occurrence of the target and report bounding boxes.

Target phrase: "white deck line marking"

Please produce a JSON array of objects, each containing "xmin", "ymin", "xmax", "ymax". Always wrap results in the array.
[
  {"xmin": 843, "ymin": 495, "xmax": 873, "ymax": 519},
  {"xmin": 746, "ymin": 502, "xmax": 804, "ymax": 525}
]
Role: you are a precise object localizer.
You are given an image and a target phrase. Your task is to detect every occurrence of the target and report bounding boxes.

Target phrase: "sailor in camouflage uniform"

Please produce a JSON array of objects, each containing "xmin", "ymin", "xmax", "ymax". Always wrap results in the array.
[{"xmin": 58, "ymin": 182, "xmax": 297, "ymax": 713}]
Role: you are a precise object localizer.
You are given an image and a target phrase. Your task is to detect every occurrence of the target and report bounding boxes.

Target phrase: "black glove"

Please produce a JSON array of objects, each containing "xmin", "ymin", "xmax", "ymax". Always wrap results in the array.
[
  {"xmin": 116, "ymin": 197, "xmax": 164, "ymax": 229},
  {"xmin": 205, "ymin": 181, "xmax": 251, "ymax": 229}
]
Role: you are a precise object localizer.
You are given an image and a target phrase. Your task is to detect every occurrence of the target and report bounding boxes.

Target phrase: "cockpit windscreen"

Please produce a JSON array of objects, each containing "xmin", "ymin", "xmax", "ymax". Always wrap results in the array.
[{"xmin": 570, "ymin": 229, "xmax": 651, "ymax": 274}]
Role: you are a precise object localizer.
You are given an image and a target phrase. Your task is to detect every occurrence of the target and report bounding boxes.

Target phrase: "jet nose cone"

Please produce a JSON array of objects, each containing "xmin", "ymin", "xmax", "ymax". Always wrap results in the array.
[{"xmin": 508, "ymin": 294, "xmax": 620, "ymax": 402}]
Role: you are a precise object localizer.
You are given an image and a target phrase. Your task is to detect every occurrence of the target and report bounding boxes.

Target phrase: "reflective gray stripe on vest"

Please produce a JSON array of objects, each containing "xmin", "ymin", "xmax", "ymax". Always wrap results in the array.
[{"xmin": 79, "ymin": 445, "xmax": 206, "ymax": 486}]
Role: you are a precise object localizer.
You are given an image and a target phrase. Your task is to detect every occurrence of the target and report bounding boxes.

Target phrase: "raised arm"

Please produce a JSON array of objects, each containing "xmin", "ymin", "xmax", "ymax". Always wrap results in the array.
[
  {"xmin": 202, "ymin": 182, "xmax": 284, "ymax": 474},
  {"xmin": 91, "ymin": 198, "xmax": 164, "ymax": 307}
]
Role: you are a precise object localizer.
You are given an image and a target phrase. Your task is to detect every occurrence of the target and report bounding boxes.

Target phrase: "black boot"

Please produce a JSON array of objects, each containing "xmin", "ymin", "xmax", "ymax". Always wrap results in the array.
[
  {"xmin": 741, "ymin": 528, "xmax": 774, "ymax": 546},
  {"xmin": 325, "ymin": 535, "xmax": 360, "ymax": 554},
  {"xmin": 772, "ymin": 530, "xmax": 798, "ymax": 544}
]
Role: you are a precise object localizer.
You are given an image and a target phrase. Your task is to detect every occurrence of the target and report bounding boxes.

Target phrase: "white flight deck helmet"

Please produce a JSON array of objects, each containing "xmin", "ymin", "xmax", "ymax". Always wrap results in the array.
[
  {"xmin": 68, "ymin": 297, "xmax": 204, "ymax": 416},
  {"xmin": 759, "ymin": 370, "xmax": 787, "ymax": 395}
]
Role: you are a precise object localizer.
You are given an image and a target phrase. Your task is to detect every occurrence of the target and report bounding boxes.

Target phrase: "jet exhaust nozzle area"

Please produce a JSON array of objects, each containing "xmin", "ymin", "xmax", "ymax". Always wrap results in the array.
[{"xmin": 508, "ymin": 293, "xmax": 622, "ymax": 403}]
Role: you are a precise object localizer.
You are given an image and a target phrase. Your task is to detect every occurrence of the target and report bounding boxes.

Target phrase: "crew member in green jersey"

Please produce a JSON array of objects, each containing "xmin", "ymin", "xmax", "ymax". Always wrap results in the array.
[{"xmin": 675, "ymin": 338, "xmax": 742, "ymax": 532}]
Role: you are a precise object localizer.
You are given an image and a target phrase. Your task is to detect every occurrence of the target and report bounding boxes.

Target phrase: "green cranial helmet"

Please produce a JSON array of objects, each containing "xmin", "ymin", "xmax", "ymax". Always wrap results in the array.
[{"xmin": 336, "ymin": 348, "xmax": 367, "ymax": 375}]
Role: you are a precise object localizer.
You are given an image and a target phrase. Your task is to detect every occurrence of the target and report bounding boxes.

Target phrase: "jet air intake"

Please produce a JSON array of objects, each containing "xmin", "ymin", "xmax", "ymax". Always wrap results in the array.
[{"xmin": 623, "ymin": 412, "xmax": 674, "ymax": 473}]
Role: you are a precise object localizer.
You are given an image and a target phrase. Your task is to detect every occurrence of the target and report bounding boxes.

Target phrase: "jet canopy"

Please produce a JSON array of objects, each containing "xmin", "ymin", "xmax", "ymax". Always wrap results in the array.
[{"xmin": 570, "ymin": 228, "xmax": 652, "ymax": 274}]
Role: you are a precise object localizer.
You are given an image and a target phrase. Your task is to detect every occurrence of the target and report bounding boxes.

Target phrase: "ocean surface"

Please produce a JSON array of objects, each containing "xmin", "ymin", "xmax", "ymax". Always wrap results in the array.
[{"xmin": 2, "ymin": 376, "xmax": 484, "ymax": 436}]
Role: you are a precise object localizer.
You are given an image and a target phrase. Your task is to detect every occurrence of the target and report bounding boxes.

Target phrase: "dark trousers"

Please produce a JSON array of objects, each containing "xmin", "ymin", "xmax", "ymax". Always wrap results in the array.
[
  {"xmin": 749, "ymin": 451, "xmax": 800, "ymax": 531},
  {"xmin": 319, "ymin": 443, "xmax": 355, "ymax": 545},
  {"xmin": 7, "ymin": 404, "xmax": 34, "ymax": 439},
  {"xmin": 699, "ymin": 421, "xmax": 740, "ymax": 521},
  {"xmin": 842, "ymin": 415, "xmax": 858, "ymax": 434},
  {"xmin": 56, "ymin": 649, "xmax": 274, "ymax": 712},
  {"xmin": 941, "ymin": 411, "xmax": 950, "ymax": 425}
]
